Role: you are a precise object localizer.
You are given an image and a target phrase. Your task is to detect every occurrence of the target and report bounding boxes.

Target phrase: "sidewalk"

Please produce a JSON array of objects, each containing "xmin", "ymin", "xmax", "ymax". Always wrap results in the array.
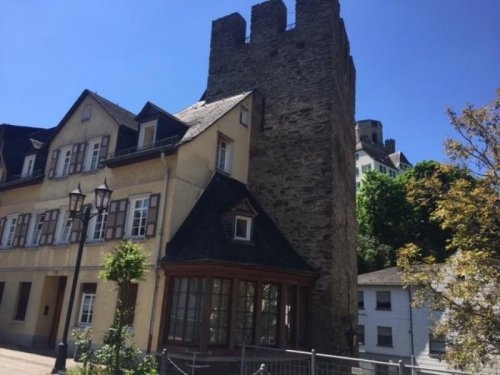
[{"xmin": 0, "ymin": 345, "xmax": 77, "ymax": 375}]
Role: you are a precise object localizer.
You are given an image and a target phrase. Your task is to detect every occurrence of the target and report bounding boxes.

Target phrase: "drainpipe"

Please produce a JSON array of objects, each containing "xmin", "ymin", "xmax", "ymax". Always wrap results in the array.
[
  {"xmin": 408, "ymin": 287, "xmax": 416, "ymax": 375},
  {"xmin": 146, "ymin": 152, "xmax": 170, "ymax": 353}
]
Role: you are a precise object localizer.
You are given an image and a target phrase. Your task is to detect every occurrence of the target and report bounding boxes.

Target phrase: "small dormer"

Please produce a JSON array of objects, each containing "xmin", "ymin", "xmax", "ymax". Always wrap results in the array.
[{"xmin": 229, "ymin": 198, "xmax": 257, "ymax": 242}]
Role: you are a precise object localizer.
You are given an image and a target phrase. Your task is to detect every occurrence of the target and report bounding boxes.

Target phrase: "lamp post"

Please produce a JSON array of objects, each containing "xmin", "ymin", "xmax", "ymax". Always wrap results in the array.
[{"xmin": 52, "ymin": 180, "xmax": 112, "ymax": 374}]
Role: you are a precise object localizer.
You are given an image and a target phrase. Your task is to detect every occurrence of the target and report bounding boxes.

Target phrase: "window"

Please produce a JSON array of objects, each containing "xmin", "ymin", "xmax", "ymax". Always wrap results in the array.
[
  {"xmin": 2, "ymin": 215, "xmax": 18, "ymax": 248},
  {"xmin": 209, "ymin": 279, "xmax": 231, "ymax": 345},
  {"xmin": 14, "ymin": 282, "xmax": 31, "ymax": 321},
  {"xmin": 0, "ymin": 282, "xmax": 5, "ymax": 306},
  {"xmin": 379, "ymin": 165, "xmax": 387, "ymax": 174},
  {"xmin": 29, "ymin": 213, "xmax": 45, "ymax": 246},
  {"xmin": 216, "ymin": 135, "xmax": 232, "ymax": 174},
  {"xmin": 357, "ymin": 324, "xmax": 365, "ymax": 345},
  {"xmin": 78, "ymin": 283, "xmax": 97, "ymax": 327},
  {"xmin": 81, "ymin": 104, "xmax": 92, "ymax": 122},
  {"xmin": 356, "ymin": 182, "xmax": 361, "ymax": 191},
  {"xmin": 234, "ymin": 216, "xmax": 252, "ymax": 241},
  {"xmin": 355, "ymin": 167, "xmax": 359, "ymax": 176},
  {"xmin": 358, "ymin": 291, "xmax": 364, "ymax": 310},
  {"xmin": 355, "ymin": 153, "xmax": 359, "ymax": 161},
  {"xmin": 236, "ymin": 281, "xmax": 256, "ymax": 345},
  {"xmin": 376, "ymin": 291, "xmax": 391, "ymax": 310},
  {"xmin": 260, "ymin": 283, "xmax": 279, "ymax": 346},
  {"xmin": 138, "ymin": 122, "xmax": 156, "ymax": 149},
  {"xmin": 128, "ymin": 197, "xmax": 149, "ymax": 238},
  {"xmin": 21, "ymin": 154, "xmax": 36, "ymax": 177},
  {"xmin": 389, "ymin": 170, "xmax": 396, "ymax": 178},
  {"xmin": 429, "ymin": 333, "xmax": 446, "ymax": 354},
  {"xmin": 56, "ymin": 209, "xmax": 72, "ymax": 244},
  {"xmin": 57, "ymin": 146, "xmax": 72, "ymax": 177},
  {"xmin": 240, "ymin": 106, "xmax": 250, "ymax": 126},
  {"xmin": 85, "ymin": 139, "xmax": 101, "ymax": 171},
  {"xmin": 167, "ymin": 277, "xmax": 206, "ymax": 343},
  {"xmin": 377, "ymin": 326, "xmax": 392, "ymax": 347},
  {"xmin": 361, "ymin": 164, "xmax": 372, "ymax": 173},
  {"xmin": 91, "ymin": 211, "xmax": 108, "ymax": 241}
]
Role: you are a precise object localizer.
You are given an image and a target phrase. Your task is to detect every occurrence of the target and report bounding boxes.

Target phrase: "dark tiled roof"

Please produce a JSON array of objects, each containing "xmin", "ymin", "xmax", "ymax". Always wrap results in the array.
[
  {"xmin": 176, "ymin": 91, "xmax": 252, "ymax": 144},
  {"xmin": 389, "ymin": 151, "xmax": 412, "ymax": 167},
  {"xmin": 357, "ymin": 267, "xmax": 404, "ymax": 286},
  {"xmin": 163, "ymin": 172, "xmax": 315, "ymax": 274},
  {"xmin": 356, "ymin": 141, "xmax": 398, "ymax": 169}
]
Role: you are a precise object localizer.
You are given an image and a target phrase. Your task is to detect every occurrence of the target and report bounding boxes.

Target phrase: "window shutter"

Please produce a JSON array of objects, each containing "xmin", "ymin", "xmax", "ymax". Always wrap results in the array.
[
  {"xmin": 76, "ymin": 142, "xmax": 87, "ymax": 173},
  {"xmin": 46, "ymin": 210, "xmax": 59, "ymax": 245},
  {"xmin": 146, "ymin": 193, "xmax": 161, "ymax": 238},
  {"xmin": 13, "ymin": 214, "xmax": 31, "ymax": 247},
  {"xmin": 113, "ymin": 199, "xmax": 128, "ymax": 240},
  {"xmin": 70, "ymin": 206, "xmax": 88, "ymax": 244},
  {"xmin": 38, "ymin": 211, "xmax": 49, "ymax": 246},
  {"xmin": 0, "ymin": 217, "xmax": 6, "ymax": 243},
  {"xmin": 48, "ymin": 149, "xmax": 60, "ymax": 179},
  {"xmin": 98, "ymin": 135, "xmax": 110, "ymax": 167},
  {"xmin": 69, "ymin": 144, "xmax": 79, "ymax": 175},
  {"xmin": 105, "ymin": 199, "xmax": 128, "ymax": 240}
]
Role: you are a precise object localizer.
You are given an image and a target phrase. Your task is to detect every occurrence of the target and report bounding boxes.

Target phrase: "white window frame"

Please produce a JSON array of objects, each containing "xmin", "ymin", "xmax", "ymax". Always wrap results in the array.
[
  {"xmin": 361, "ymin": 164, "xmax": 372, "ymax": 173},
  {"xmin": 377, "ymin": 326, "xmax": 393, "ymax": 347},
  {"xmin": 21, "ymin": 154, "xmax": 36, "ymax": 177},
  {"xmin": 55, "ymin": 208, "xmax": 72, "ymax": 245},
  {"xmin": 27, "ymin": 213, "xmax": 45, "ymax": 247},
  {"xmin": 126, "ymin": 196, "xmax": 150, "ymax": 239},
  {"xmin": 240, "ymin": 106, "xmax": 250, "ymax": 126},
  {"xmin": 81, "ymin": 104, "xmax": 92, "ymax": 122},
  {"xmin": 234, "ymin": 215, "xmax": 252, "ymax": 241},
  {"xmin": 376, "ymin": 291, "xmax": 391, "ymax": 310},
  {"xmin": 138, "ymin": 121, "xmax": 157, "ymax": 149},
  {"xmin": 78, "ymin": 292, "xmax": 96, "ymax": 327},
  {"xmin": 89, "ymin": 210, "xmax": 108, "ymax": 242},
  {"xmin": 84, "ymin": 138, "xmax": 101, "ymax": 172},
  {"xmin": 57, "ymin": 145, "xmax": 73, "ymax": 177},
  {"xmin": 216, "ymin": 135, "xmax": 233, "ymax": 174},
  {"xmin": 1, "ymin": 215, "xmax": 19, "ymax": 248}
]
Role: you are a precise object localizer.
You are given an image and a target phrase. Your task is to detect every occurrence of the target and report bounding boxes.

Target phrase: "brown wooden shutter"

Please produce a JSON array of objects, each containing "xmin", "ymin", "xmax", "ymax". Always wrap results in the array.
[
  {"xmin": 75, "ymin": 142, "xmax": 87, "ymax": 173},
  {"xmin": 48, "ymin": 149, "xmax": 59, "ymax": 179},
  {"xmin": 13, "ymin": 214, "xmax": 30, "ymax": 247},
  {"xmin": 68, "ymin": 144, "xmax": 79, "ymax": 175},
  {"xmin": 45, "ymin": 209, "xmax": 59, "ymax": 245},
  {"xmin": 0, "ymin": 217, "xmax": 6, "ymax": 243},
  {"xmin": 145, "ymin": 193, "xmax": 161, "ymax": 238},
  {"xmin": 98, "ymin": 135, "xmax": 110, "ymax": 167},
  {"xmin": 105, "ymin": 199, "xmax": 128, "ymax": 240},
  {"xmin": 70, "ymin": 205, "xmax": 89, "ymax": 244}
]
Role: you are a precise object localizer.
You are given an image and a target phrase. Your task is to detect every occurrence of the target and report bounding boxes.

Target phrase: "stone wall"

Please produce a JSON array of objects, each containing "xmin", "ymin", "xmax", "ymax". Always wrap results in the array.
[{"xmin": 205, "ymin": 0, "xmax": 357, "ymax": 354}]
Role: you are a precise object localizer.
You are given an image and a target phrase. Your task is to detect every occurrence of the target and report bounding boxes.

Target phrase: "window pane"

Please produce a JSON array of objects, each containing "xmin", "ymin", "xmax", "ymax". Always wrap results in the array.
[
  {"xmin": 358, "ymin": 291, "xmax": 364, "ymax": 310},
  {"xmin": 377, "ymin": 326, "xmax": 392, "ymax": 347},
  {"xmin": 260, "ymin": 283, "xmax": 279, "ymax": 346},
  {"xmin": 236, "ymin": 281, "xmax": 255, "ymax": 345},
  {"xmin": 376, "ymin": 291, "xmax": 391, "ymax": 310},
  {"xmin": 209, "ymin": 279, "xmax": 231, "ymax": 345}
]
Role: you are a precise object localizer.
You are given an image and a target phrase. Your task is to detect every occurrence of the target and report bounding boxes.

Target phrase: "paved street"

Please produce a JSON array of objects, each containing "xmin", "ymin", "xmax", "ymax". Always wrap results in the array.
[{"xmin": 0, "ymin": 346, "xmax": 77, "ymax": 375}]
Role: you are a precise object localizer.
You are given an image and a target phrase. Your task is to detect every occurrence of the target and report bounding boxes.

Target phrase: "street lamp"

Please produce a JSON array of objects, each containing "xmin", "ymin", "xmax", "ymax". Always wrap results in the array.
[{"xmin": 52, "ymin": 180, "xmax": 112, "ymax": 374}]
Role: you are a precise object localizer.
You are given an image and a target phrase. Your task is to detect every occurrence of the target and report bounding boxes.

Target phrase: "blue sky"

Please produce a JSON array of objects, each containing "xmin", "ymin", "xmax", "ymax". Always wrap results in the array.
[{"xmin": 1, "ymin": 0, "xmax": 499, "ymax": 164}]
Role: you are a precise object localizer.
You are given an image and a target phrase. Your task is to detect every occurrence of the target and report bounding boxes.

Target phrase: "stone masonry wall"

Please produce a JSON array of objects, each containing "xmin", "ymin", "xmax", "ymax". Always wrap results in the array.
[{"xmin": 205, "ymin": 0, "xmax": 357, "ymax": 354}]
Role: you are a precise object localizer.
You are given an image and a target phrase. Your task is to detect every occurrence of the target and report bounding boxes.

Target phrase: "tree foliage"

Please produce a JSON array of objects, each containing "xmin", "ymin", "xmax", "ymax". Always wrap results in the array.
[{"xmin": 398, "ymin": 90, "xmax": 500, "ymax": 371}]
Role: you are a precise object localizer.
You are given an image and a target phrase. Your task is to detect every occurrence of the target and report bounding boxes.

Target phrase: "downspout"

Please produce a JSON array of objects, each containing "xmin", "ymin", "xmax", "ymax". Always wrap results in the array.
[
  {"xmin": 146, "ymin": 152, "xmax": 170, "ymax": 353},
  {"xmin": 408, "ymin": 287, "xmax": 416, "ymax": 374}
]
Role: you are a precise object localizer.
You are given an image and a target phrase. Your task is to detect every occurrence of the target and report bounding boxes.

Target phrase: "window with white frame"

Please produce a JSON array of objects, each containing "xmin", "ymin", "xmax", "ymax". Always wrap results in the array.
[
  {"xmin": 138, "ymin": 122, "xmax": 156, "ymax": 149},
  {"xmin": 358, "ymin": 290, "xmax": 364, "ymax": 310},
  {"xmin": 429, "ymin": 333, "xmax": 446, "ymax": 354},
  {"xmin": 56, "ymin": 209, "xmax": 72, "ymax": 244},
  {"xmin": 376, "ymin": 291, "xmax": 391, "ymax": 310},
  {"xmin": 57, "ymin": 146, "xmax": 72, "ymax": 177},
  {"xmin": 85, "ymin": 139, "xmax": 101, "ymax": 171},
  {"xmin": 1, "ymin": 215, "xmax": 18, "ymax": 248},
  {"xmin": 29, "ymin": 213, "xmax": 45, "ymax": 246},
  {"xmin": 91, "ymin": 211, "xmax": 108, "ymax": 241},
  {"xmin": 234, "ymin": 216, "xmax": 252, "ymax": 241},
  {"xmin": 357, "ymin": 324, "xmax": 365, "ymax": 345},
  {"xmin": 361, "ymin": 164, "xmax": 372, "ymax": 173},
  {"xmin": 81, "ymin": 104, "xmax": 92, "ymax": 122},
  {"xmin": 21, "ymin": 154, "xmax": 36, "ymax": 177},
  {"xmin": 240, "ymin": 106, "xmax": 250, "ymax": 126},
  {"xmin": 127, "ymin": 197, "xmax": 149, "ymax": 238},
  {"xmin": 78, "ymin": 283, "xmax": 97, "ymax": 326},
  {"xmin": 377, "ymin": 326, "xmax": 393, "ymax": 347},
  {"xmin": 216, "ymin": 135, "xmax": 232, "ymax": 174},
  {"xmin": 379, "ymin": 165, "xmax": 387, "ymax": 174}
]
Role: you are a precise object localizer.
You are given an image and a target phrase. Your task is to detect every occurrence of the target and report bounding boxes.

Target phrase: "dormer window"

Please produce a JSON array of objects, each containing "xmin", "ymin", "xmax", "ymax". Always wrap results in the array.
[
  {"xmin": 234, "ymin": 216, "xmax": 252, "ymax": 241},
  {"xmin": 21, "ymin": 154, "xmax": 36, "ymax": 177},
  {"xmin": 81, "ymin": 104, "xmax": 92, "ymax": 122},
  {"xmin": 240, "ymin": 106, "xmax": 250, "ymax": 126},
  {"xmin": 138, "ymin": 121, "xmax": 157, "ymax": 149}
]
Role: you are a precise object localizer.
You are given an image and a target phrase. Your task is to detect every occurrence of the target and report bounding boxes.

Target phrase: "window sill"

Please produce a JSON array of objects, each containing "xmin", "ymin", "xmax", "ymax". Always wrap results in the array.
[
  {"xmin": 0, "ymin": 246, "xmax": 12, "ymax": 251},
  {"xmin": 82, "ymin": 169, "xmax": 100, "ymax": 175},
  {"xmin": 23, "ymin": 245, "xmax": 41, "ymax": 250},
  {"xmin": 124, "ymin": 236, "xmax": 146, "ymax": 242},
  {"xmin": 86, "ymin": 239, "xmax": 105, "ymax": 246},
  {"xmin": 375, "ymin": 308, "xmax": 392, "ymax": 311},
  {"xmin": 376, "ymin": 344, "xmax": 393, "ymax": 348},
  {"xmin": 52, "ymin": 242, "xmax": 71, "ymax": 248}
]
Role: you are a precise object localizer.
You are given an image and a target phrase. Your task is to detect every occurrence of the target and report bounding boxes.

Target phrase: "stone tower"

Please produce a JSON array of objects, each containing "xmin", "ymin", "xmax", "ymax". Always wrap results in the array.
[{"xmin": 206, "ymin": 0, "xmax": 357, "ymax": 354}]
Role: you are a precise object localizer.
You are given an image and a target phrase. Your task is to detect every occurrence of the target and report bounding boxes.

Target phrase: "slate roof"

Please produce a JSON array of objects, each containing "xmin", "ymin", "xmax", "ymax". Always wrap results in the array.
[
  {"xmin": 389, "ymin": 151, "xmax": 412, "ymax": 168},
  {"xmin": 356, "ymin": 141, "xmax": 398, "ymax": 169},
  {"xmin": 358, "ymin": 267, "xmax": 404, "ymax": 286},
  {"xmin": 163, "ymin": 172, "xmax": 315, "ymax": 274},
  {"xmin": 87, "ymin": 90, "xmax": 138, "ymax": 130},
  {"xmin": 176, "ymin": 91, "xmax": 252, "ymax": 144}
]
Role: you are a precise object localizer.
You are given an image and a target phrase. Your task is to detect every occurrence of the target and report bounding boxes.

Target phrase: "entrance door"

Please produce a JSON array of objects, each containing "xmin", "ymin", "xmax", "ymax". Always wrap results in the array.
[{"xmin": 48, "ymin": 277, "xmax": 67, "ymax": 348}]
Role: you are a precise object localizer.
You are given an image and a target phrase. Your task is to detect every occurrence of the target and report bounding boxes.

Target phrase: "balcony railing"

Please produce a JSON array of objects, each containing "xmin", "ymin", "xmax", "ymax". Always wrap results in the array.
[{"xmin": 110, "ymin": 135, "xmax": 180, "ymax": 159}]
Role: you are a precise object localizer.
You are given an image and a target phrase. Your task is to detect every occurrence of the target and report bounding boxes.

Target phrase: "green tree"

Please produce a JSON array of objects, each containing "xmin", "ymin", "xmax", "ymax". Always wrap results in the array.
[
  {"xmin": 398, "ymin": 90, "xmax": 500, "ymax": 371},
  {"xmin": 357, "ymin": 171, "xmax": 411, "ymax": 271}
]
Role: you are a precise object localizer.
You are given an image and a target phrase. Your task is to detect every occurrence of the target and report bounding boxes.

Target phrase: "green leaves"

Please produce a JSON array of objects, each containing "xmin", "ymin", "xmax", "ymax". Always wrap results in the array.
[{"xmin": 100, "ymin": 241, "xmax": 148, "ymax": 284}]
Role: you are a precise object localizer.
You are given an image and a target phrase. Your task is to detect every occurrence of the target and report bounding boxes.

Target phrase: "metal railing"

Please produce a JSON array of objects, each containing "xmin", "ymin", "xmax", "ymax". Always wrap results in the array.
[{"xmin": 110, "ymin": 135, "xmax": 180, "ymax": 159}]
